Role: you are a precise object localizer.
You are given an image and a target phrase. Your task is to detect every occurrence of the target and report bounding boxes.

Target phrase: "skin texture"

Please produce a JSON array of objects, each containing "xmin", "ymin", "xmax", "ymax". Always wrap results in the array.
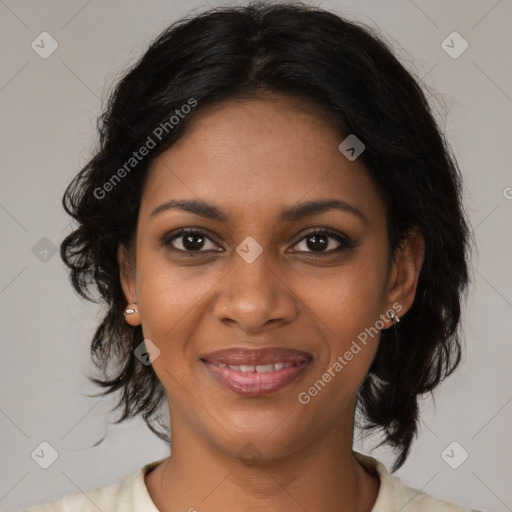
[{"xmin": 118, "ymin": 94, "xmax": 425, "ymax": 512}]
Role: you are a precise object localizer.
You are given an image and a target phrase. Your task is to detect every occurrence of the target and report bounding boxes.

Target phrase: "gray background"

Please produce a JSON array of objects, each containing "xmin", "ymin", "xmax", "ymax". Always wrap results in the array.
[{"xmin": 1, "ymin": 0, "xmax": 511, "ymax": 510}]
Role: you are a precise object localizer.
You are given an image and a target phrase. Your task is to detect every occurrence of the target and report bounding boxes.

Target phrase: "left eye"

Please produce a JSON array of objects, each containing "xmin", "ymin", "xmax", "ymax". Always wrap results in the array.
[{"xmin": 292, "ymin": 230, "xmax": 349, "ymax": 253}]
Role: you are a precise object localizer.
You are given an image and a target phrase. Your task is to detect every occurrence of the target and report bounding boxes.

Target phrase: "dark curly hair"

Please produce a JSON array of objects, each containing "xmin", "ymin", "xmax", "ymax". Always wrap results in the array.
[{"xmin": 60, "ymin": 1, "xmax": 472, "ymax": 471}]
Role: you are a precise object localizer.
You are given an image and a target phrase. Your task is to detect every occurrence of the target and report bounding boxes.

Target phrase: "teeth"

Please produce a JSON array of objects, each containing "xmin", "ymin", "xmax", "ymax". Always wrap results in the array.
[
  {"xmin": 222, "ymin": 362, "xmax": 295, "ymax": 372},
  {"xmin": 255, "ymin": 364, "xmax": 274, "ymax": 373}
]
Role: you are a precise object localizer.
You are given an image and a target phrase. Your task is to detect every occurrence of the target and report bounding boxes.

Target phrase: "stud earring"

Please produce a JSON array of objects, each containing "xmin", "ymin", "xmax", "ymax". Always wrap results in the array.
[
  {"xmin": 123, "ymin": 303, "xmax": 141, "ymax": 326},
  {"xmin": 388, "ymin": 310, "xmax": 400, "ymax": 324},
  {"xmin": 124, "ymin": 305, "xmax": 138, "ymax": 316}
]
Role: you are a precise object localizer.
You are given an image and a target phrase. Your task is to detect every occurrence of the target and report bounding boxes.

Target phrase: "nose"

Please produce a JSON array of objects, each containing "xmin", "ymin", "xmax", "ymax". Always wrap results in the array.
[{"xmin": 213, "ymin": 249, "xmax": 298, "ymax": 333}]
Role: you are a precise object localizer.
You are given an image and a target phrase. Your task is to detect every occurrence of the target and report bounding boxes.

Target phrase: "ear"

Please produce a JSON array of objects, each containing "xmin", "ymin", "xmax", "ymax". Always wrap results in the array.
[
  {"xmin": 117, "ymin": 244, "xmax": 141, "ymax": 327},
  {"xmin": 384, "ymin": 226, "xmax": 425, "ymax": 325}
]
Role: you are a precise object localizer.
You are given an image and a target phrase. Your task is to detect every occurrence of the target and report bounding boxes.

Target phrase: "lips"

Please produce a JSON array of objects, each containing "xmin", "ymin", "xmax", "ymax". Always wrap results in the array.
[{"xmin": 201, "ymin": 347, "xmax": 312, "ymax": 396}]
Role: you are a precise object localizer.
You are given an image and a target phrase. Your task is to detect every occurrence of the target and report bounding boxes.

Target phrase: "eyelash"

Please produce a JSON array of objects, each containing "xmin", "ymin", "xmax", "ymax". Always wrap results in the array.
[{"xmin": 161, "ymin": 227, "xmax": 355, "ymax": 255}]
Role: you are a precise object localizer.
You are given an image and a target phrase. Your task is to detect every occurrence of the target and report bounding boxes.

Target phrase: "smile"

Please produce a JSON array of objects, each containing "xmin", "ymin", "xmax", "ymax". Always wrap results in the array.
[{"xmin": 202, "ymin": 360, "xmax": 310, "ymax": 396}]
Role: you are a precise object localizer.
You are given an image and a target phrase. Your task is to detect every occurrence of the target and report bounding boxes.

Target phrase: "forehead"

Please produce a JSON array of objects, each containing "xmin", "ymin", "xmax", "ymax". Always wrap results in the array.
[{"xmin": 139, "ymin": 95, "xmax": 385, "ymax": 225}]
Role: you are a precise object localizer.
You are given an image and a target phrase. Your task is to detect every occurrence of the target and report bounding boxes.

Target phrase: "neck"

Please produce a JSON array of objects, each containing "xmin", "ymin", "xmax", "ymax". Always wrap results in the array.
[{"xmin": 145, "ymin": 404, "xmax": 380, "ymax": 512}]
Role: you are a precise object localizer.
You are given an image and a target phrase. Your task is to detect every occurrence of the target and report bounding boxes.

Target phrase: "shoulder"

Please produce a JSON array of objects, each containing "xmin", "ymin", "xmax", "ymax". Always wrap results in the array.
[
  {"xmin": 353, "ymin": 452, "xmax": 481, "ymax": 512},
  {"xmin": 23, "ymin": 459, "xmax": 165, "ymax": 512},
  {"xmin": 23, "ymin": 479, "xmax": 124, "ymax": 512}
]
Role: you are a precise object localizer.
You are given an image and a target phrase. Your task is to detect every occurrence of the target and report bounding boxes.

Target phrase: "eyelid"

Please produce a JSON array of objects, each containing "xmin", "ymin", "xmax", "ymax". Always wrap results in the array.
[
  {"xmin": 292, "ymin": 226, "xmax": 349, "ymax": 242},
  {"xmin": 289, "ymin": 227, "xmax": 354, "ymax": 253}
]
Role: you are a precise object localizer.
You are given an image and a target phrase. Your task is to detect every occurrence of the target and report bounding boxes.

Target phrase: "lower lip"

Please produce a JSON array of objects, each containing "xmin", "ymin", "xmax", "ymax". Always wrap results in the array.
[{"xmin": 202, "ymin": 360, "xmax": 311, "ymax": 396}]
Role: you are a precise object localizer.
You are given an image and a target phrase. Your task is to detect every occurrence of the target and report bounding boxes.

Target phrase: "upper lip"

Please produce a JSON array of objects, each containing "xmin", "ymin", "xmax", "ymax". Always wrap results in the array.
[{"xmin": 201, "ymin": 347, "xmax": 313, "ymax": 366}]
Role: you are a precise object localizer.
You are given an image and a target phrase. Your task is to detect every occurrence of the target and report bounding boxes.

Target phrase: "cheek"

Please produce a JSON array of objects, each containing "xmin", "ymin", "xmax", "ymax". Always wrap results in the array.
[
  {"xmin": 134, "ymin": 250, "xmax": 210, "ymax": 363},
  {"xmin": 310, "ymin": 253, "xmax": 388, "ymax": 332},
  {"xmin": 302, "ymin": 247, "xmax": 389, "ymax": 380}
]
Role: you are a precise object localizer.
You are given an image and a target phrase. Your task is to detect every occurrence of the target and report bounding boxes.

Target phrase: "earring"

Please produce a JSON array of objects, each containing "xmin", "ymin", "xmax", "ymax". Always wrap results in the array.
[
  {"xmin": 388, "ymin": 310, "xmax": 400, "ymax": 324},
  {"xmin": 123, "ymin": 303, "xmax": 141, "ymax": 326},
  {"xmin": 124, "ymin": 305, "xmax": 138, "ymax": 316}
]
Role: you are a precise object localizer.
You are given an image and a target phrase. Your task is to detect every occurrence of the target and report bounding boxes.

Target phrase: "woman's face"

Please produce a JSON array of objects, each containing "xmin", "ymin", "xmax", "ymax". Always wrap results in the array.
[{"xmin": 120, "ymin": 94, "xmax": 423, "ymax": 461}]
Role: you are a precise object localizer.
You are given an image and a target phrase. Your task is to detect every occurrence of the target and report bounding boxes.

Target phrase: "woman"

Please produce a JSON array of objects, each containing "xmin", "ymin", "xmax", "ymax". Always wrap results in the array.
[{"xmin": 26, "ymin": 2, "xmax": 477, "ymax": 511}]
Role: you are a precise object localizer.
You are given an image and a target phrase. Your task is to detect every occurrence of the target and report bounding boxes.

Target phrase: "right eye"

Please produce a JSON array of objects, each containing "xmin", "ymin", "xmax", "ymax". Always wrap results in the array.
[{"xmin": 162, "ymin": 228, "xmax": 222, "ymax": 253}]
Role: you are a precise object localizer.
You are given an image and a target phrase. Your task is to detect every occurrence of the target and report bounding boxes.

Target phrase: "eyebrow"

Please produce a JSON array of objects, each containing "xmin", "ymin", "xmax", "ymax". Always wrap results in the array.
[{"xmin": 149, "ymin": 198, "xmax": 367, "ymax": 225}]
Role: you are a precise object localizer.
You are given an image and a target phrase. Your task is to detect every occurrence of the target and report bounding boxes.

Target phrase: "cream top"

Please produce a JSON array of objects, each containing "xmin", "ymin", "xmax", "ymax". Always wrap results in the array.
[{"xmin": 25, "ymin": 452, "xmax": 478, "ymax": 511}]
